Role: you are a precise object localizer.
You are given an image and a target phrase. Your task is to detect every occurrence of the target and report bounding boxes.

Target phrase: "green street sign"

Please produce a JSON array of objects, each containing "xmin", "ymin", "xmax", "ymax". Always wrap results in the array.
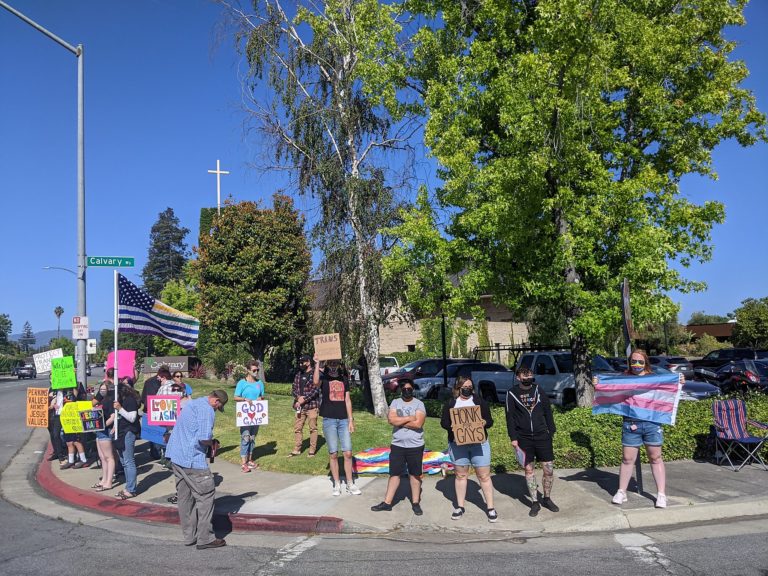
[{"xmin": 86, "ymin": 256, "xmax": 135, "ymax": 267}]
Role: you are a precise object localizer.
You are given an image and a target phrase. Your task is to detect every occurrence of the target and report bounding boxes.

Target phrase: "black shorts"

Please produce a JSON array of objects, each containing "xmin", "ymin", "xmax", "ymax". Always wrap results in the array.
[
  {"xmin": 62, "ymin": 432, "xmax": 82, "ymax": 443},
  {"xmin": 518, "ymin": 436, "xmax": 554, "ymax": 464},
  {"xmin": 389, "ymin": 444, "xmax": 424, "ymax": 477}
]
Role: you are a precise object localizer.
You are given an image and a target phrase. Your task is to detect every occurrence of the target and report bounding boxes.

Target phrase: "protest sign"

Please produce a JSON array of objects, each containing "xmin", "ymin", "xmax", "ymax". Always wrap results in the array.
[
  {"xmin": 80, "ymin": 407, "xmax": 105, "ymax": 432},
  {"xmin": 236, "ymin": 400, "xmax": 269, "ymax": 426},
  {"xmin": 140, "ymin": 414, "xmax": 167, "ymax": 446},
  {"xmin": 106, "ymin": 349, "xmax": 137, "ymax": 380},
  {"xmin": 60, "ymin": 401, "xmax": 93, "ymax": 433},
  {"xmin": 313, "ymin": 333, "xmax": 341, "ymax": 361},
  {"xmin": 449, "ymin": 405, "xmax": 486, "ymax": 445},
  {"xmin": 146, "ymin": 395, "xmax": 181, "ymax": 426},
  {"xmin": 51, "ymin": 356, "xmax": 77, "ymax": 390},
  {"xmin": 33, "ymin": 348, "xmax": 63, "ymax": 374},
  {"xmin": 26, "ymin": 388, "xmax": 49, "ymax": 428}
]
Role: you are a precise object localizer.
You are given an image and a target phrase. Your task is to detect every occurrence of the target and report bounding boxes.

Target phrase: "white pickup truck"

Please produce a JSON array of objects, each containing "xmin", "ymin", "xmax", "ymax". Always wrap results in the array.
[
  {"xmin": 350, "ymin": 356, "xmax": 400, "ymax": 385},
  {"xmin": 471, "ymin": 352, "xmax": 616, "ymax": 405}
]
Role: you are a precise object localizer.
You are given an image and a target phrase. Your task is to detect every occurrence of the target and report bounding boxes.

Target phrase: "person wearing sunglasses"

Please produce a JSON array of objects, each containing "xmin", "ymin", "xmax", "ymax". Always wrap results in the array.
[
  {"xmin": 234, "ymin": 360, "xmax": 265, "ymax": 472},
  {"xmin": 612, "ymin": 349, "xmax": 672, "ymax": 509}
]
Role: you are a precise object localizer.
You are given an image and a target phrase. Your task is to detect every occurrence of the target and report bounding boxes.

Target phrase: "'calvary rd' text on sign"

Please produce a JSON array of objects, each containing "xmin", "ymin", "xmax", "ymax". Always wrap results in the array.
[{"xmin": 86, "ymin": 256, "xmax": 135, "ymax": 267}]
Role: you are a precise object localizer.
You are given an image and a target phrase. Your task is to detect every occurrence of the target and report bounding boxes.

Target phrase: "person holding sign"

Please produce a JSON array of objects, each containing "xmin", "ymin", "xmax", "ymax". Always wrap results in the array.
[
  {"xmin": 440, "ymin": 376, "xmax": 496, "ymax": 522},
  {"xmin": 313, "ymin": 355, "xmax": 361, "ymax": 496},
  {"xmin": 371, "ymin": 379, "xmax": 427, "ymax": 515},
  {"xmin": 55, "ymin": 383, "xmax": 89, "ymax": 470},
  {"xmin": 505, "ymin": 367, "xmax": 559, "ymax": 517},
  {"xmin": 91, "ymin": 382, "xmax": 117, "ymax": 491},
  {"xmin": 234, "ymin": 360, "xmax": 265, "ymax": 472},
  {"xmin": 113, "ymin": 380, "xmax": 142, "ymax": 500}
]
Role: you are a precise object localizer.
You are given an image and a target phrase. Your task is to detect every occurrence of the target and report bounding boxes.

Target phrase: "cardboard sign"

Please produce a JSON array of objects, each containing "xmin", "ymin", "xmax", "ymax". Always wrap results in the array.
[
  {"xmin": 26, "ymin": 388, "xmax": 49, "ymax": 428},
  {"xmin": 60, "ymin": 401, "xmax": 93, "ymax": 433},
  {"xmin": 236, "ymin": 400, "xmax": 269, "ymax": 426},
  {"xmin": 80, "ymin": 407, "xmax": 105, "ymax": 432},
  {"xmin": 449, "ymin": 405, "xmax": 486, "ymax": 445},
  {"xmin": 146, "ymin": 395, "xmax": 181, "ymax": 426},
  {"xmin": 106, "ymin": 350, "xmax": 137, "ymax": 380},
  {"xmin": 33, "ymin": 348, "xmax": 63, "ymax": 374},
  {"xmin": 51, "ymin": 356, "xmax": 77, "ymax": 390},
  {"xmin": 313, "ymin": 333, "xmax": 341, "ymax": 361}
]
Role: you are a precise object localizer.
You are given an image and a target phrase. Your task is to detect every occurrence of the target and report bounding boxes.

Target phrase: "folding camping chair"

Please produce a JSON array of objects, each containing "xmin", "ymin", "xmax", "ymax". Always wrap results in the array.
[{"xmin": 711, "ymin": 399, "xmax": 768, "ymax": 471}]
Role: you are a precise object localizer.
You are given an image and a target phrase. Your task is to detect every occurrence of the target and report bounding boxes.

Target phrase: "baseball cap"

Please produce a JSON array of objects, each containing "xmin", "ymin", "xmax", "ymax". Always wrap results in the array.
[
  {"xmin": 210, "ymin": 389, "xmax": 229, "ymax": 412},
  {"xmin": 299, "ymin": 354, "xmax": 312, "ymax": 362}
]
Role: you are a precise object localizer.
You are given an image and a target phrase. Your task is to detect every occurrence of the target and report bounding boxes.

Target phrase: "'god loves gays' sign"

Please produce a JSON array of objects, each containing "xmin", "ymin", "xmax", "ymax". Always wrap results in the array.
[{"xmin": 146, "ymin": 395, "xmax": 181, "ymax": 426}]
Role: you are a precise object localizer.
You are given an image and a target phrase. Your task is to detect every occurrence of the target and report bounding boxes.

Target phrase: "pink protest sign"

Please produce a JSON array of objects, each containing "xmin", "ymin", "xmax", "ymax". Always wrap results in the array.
[
  {"xmin": 106, "ymin": 350, "xmax": 137, "ymax": 380},
  {"xmin": 146, "ymin": 395, "xmax": 181, "ymax": 426}
]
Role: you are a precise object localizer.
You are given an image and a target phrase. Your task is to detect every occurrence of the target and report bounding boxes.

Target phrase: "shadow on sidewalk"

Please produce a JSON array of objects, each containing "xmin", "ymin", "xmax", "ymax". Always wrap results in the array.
[{"xmin": 559, "ymin": 468, "xmax": 655, "ymax": 501}]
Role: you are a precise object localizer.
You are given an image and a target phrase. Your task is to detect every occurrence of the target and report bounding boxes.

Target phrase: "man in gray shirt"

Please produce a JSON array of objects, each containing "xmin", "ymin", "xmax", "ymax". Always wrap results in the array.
[{"xmin": 371, "ymin": 379, "xmax": 427, "ymax": 515}]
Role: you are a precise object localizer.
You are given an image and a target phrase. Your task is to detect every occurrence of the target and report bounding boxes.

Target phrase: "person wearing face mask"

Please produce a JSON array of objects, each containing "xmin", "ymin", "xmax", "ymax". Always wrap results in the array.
[
  {"xmin": 91, "ymin": 381, "xmax": 117, "ymax": 491},
  {"xmin": 371, "ymin": 379, "xmax": 427, "ymax": 515},
  {"xmin": 609, "ymin": 349, "xmax": 678, "ymax": 509},
  {"xmin": 440, "ymin": 376, "xmax": 496, "ymax": 522},
  {"xmin": 234, "ymin": 360, "xmax": 265, "ymax": 472},
  {"xmin": 506, "ymin": 367, "xmax": 558, "ymax": 517},
  {"xmin": 289, "ymin": 354, "xmax": 320, "ymax": 457}
]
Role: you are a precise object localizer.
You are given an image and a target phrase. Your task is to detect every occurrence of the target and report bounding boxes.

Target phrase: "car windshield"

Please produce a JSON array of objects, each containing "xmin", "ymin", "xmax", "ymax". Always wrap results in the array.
[
  {"xmin": 553, "ymin": 355, "xmax": 613, "ymax": 373},
  {"xmin": 668, "ymin": 357, "xmax": 689, "ymax": 364},
  {"xmin": 754, "ymin": 362, "xmax": 768, "ymax": 377},
  {"xmin": 397, "ymin": 361, "xmax": 422, "ymax": 373},
  {"xmin": 379, "ymin": 357, "xmax": 398, "ymax": 368}
]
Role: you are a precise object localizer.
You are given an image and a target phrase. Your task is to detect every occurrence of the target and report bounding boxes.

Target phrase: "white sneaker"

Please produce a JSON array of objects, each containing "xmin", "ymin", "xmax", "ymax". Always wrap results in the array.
[
  {"xmin": 346, "ymin": 483, "xmax": 362, "ymax": 495},
  {"xmin": 332, "ymin": 485, "xmax": 341, "ymax": 497},
  {"xmin": 612, "ymin": 489, "xmax": 627, "ymax": 505},
  {"xmin": 655, "ymin": 493, "xmax": 667, "ymax": 508}
]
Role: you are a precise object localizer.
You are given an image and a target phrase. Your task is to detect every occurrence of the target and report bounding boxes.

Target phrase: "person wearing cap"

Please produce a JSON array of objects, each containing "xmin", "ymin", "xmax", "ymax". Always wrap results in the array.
[
  {"xmin": 288, "ymin": 354, "xmax": 320, "ymax": 457},
  {"xmin": 505, "ymin": 367, "xmax": 558, "ymax": 517},
  {"xmin": 165, "ymin": 389, "xmax": 229, "ymax": 550}
]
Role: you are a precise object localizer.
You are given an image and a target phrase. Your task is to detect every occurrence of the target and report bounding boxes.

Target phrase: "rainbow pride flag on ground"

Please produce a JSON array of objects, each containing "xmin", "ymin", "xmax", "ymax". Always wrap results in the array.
[
  {"xmin": 353, "ymin": 447, "xmax": 452, "ymax": 475},
  {"xmin": 593, "ymin": 373, "xmax": 682, "ymax": 425}
]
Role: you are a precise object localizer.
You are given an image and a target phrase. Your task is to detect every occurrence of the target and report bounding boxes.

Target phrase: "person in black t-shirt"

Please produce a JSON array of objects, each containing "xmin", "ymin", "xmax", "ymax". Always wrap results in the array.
[
  {"xmin": 114, "ymin": 383, "xmax": 141, "ymax": 499},
  {"xmin": 313, "ymin": 355, "xmax": 361, "ymax": 496}
]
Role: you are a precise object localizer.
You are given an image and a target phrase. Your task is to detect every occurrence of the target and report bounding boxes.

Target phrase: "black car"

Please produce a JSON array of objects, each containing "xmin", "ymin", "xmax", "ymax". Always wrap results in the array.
[
  {"xmin": 691, "ymin": 348, "xmax": 764, "ymax": 374},
  {"xmin": 650, "ymin": 356, "xmax": 694, "ymax": 380},
  {"xmin": 696, "ymin": 360, "xmax": 768, "ymax": 394}
]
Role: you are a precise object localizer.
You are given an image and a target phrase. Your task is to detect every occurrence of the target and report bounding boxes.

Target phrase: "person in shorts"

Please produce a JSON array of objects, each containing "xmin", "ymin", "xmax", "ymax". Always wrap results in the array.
[
  {"xmin": 505, "ymin": 367, "xmax": 558, "ymax": 517},
  {"xmin": 314, "ymin": 355, "xmax": 361, "ymax": 496},
  {"xmin": 440, "ymin": 375, "xmax": 496, "ymax": 522},
  {"xmin": 371, "ymin": 379, "xmax": 426, "ymax": 515}
]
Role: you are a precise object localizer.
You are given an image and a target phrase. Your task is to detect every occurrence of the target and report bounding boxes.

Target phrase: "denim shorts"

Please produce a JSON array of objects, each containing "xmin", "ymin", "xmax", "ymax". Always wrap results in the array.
[
  {"xmin": 622, "ymin": 420, "xmax": 663, "ymax": 447},
  {"xmin": 322, "ymin": 418, "xmax": 351, "ymax": 454},
  {"xmin": 95, "ymin": 430, "xmax": 112, "ymax": 441},
  {"xmin": 449, "ymin": 440, "xmax": 492, "ymax": 468}
]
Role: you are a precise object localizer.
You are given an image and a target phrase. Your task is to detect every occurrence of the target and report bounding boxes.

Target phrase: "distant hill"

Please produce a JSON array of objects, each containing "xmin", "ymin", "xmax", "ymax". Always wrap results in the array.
[{"xmin": 10, "ymin": 329, "xmax": 102, "ymax": 345}]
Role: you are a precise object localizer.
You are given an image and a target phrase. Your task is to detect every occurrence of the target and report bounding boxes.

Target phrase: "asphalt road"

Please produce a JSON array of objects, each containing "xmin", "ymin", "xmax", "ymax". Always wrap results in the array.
[{"xmin": 1, "ymin": 376, "xmax": 767, "ymax": 575}]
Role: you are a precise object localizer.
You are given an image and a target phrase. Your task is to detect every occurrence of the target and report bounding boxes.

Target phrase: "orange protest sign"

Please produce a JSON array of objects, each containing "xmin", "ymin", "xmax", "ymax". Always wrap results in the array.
[{"xmin": 26, "ymin": 388, "xmax": 49, "ymax": 428}]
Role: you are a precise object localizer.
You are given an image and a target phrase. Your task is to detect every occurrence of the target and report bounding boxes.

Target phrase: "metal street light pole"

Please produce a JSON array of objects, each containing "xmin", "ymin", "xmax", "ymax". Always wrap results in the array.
[{"xmin": 3, "ymin": 1, "xmax": 88, "ymax": 387}]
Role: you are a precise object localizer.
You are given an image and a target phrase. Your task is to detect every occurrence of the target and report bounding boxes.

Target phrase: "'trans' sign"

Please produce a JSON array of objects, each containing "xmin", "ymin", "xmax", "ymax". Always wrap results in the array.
[
  {"xmin": 147, "ymin": 395, "xmax": 180, "ymax": 425},
  {"xmin": 33, "ymin": 348, "xmax": 63, "ymax": 374},
  {"xmin": 313, "ymin": 333, "xmax": 341, "ymax": 361},
  {"xmin": 449, "ymin": 405, "xmax": 486, "ymax": 445},
  {"xmin": 26, "ymin": 388, "xmax": 49, "ymax": 428}
]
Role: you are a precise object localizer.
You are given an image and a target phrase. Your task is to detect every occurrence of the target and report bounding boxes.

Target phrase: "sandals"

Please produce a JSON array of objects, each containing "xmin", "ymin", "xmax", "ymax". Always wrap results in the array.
[
  {"xmin": 91, "ymin": 482, "xmax": 103, "ymax": 489},
  {"xmin": 94, "ymin": 485, "xmax": 112, "ymax": 492},
  {"xmin": 247, "ymin": 461, "xmax": 259, "ymax": 469},
  {"xmin": 307, "ymin": 452, "xmax": 316, "ymax": 458},
  {"xmin": 116, "ymin": 490, "xmax": 135, "ymax": 500},
  {"xmin": 241, "ymin": 464, "xmax": 251, "ymax": 473},
  {"xmin": 286, "ymin": 452, "xmax": 301, "ymax": 458}
]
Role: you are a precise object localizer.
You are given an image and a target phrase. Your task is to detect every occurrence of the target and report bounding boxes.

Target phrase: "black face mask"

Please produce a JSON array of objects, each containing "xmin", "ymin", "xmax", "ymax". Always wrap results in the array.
[
  {"xmin": 460, "ymin": 387, "xmax": 473, "ymax": 398},
  {"xmin": 401, "ymin": 388, "xmax": 414, "ymax": 400}
]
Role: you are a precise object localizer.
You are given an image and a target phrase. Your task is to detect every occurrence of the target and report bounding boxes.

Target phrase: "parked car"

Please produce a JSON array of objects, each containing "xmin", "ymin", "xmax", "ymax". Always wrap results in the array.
[
  {"xmin": 690, "ymin": 348, "xmax": 764, "ymax": 375},
  {"xmin": 17, "ymin": 364, "xmax": 37, "ymax": 379},
  {"xmin": 381, "ymin": 358, "xmax": 472, "ymax": 393},
  {"xmin": 413, "ymin": 361, "xmax": 508, "ymax": 401},
  {"xmin": 695, "ymin": 360, "xmax": 768, "ymax": 394},
  {"xmin": 350, "ymin": 356, "xmax": 400, "ymax": 385},
  {"xmin": 650, "ymin": 356, "xmax": 694, "ymax": 380},
  {"xmin": 605, "ymin": 357, "xmax": 628, "ymax": 372},
  {"xmin": 651, "ymin": 365, "xmax": 719, "ymax": 401}
]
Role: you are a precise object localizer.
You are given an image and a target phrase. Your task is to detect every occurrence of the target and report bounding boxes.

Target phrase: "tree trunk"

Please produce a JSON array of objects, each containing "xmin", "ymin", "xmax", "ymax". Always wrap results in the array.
[
  {"xmin": 249, "ymin": 343, "xmax": 267, "ymax": 382},
  {"xmin": 571, "ymin": 331, "xmax": 593, "ymax": 407}
]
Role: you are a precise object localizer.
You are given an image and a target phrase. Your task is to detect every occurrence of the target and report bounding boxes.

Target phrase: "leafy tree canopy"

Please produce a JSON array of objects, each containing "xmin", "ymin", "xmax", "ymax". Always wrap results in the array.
[
  {"xmin": 732, "ymin": 297, "xmax": 768, "ymax": 349},
  {"xmin": 0, "ymin": 313, "xmax": 11, "ymax": 351},
  {"xmin": 687, "ymin": 310, "xmax": 733, "ymax": 325}
]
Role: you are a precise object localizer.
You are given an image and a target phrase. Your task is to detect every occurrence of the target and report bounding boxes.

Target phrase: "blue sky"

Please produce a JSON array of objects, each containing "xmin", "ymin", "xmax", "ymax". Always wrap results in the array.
[{"xmin": 1, "ymin": 1, "xmax": 766, "ymax": 339}]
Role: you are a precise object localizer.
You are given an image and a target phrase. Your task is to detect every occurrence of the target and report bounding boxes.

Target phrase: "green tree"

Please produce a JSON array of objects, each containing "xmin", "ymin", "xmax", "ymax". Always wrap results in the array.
[
  {"xmin": 54, "ymin": 306, "xmax": 64, "ymax": 339},
  {"xmin": 732, "ymin": 297, "xmax": 768, "ymax": 348},
  {"xmin": 195, "ymin": 195, "xmax": 311, "ymax": 365},
  {"xmin": 141, "ymin": 207, "xmax": 190, "ymax": 297},
  {"xmin": 19, "ymin": 321, "xmax": 35, "ymax": 353},
  {"xmin": 687, "ymin": 311, "xmax": 733, "ymax": 325},
  {"xmin": 230, "ymin": 0, "xmax": 417, "ymax": 417},
  {"xmin": 100, "ymin": 328, "xmax": 114, "ymax": 352},
  {"xmin": 399, "ymin": 0, "xmax": 766, "ymax": 406},
  {"xmin": 0, "ymin": 314, "xmax": 11, "ymax": 352},
  {"xmin": 48, "ymin": 336, "xmax": 75, "ymax": 358}
]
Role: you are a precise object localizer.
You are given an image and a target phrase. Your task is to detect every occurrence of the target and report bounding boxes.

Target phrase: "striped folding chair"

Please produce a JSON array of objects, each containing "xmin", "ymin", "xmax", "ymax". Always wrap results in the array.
[{"xmin": 712, "ymin": 399, "xmax": 768, "ymax": 471}]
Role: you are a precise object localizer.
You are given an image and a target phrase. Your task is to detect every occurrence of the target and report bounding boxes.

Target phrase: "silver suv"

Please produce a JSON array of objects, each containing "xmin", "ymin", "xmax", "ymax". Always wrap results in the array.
[{"xmin": 516, "ymin": 352, "xmax": 616, "ymax": 406}]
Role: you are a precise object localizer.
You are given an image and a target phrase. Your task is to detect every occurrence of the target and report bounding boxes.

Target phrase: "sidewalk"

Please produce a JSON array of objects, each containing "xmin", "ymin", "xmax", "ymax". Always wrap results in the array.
[{"xmin": 10, "ymin": 428, "xmax": 768, "ymax": 535}]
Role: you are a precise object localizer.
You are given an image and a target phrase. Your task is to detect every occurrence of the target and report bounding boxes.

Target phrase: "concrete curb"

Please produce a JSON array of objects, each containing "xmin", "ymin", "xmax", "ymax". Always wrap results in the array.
[{"xmin": 36, "ymin": 446, "xmax": 344, "ymax": 534}]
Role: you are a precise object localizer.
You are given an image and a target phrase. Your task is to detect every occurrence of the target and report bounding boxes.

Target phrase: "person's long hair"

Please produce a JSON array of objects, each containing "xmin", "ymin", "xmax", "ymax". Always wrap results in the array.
[
  {"xmin": 453, "ymin": 375, "xmax": 473, "ymax": 399},
  {"xmin": 626, "ymin": 349, "xmax": 653, "ymax": 376}
]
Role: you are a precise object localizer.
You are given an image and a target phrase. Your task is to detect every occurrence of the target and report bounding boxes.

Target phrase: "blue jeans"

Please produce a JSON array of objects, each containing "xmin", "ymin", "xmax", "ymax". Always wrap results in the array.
[
  {"xmin": 118, "ymin": 430, "xmax": 137, "ymax": 494},
  {"xmin": 322, "ymin": 418, "xmax": 351, "ymax": 454},
  {"xmin": 240, "ymin": 425, "xmax": 259, "ymax": 458}
]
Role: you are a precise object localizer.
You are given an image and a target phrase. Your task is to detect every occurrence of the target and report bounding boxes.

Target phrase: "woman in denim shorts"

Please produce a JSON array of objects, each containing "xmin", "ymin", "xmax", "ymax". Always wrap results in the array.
[
  {"xmin": 440, "ymin": 376, "xmax": 496, "ymax": 522},
  {"xmin": 611, "ymin": 349, "xmax": 681, "ymax": 509}
]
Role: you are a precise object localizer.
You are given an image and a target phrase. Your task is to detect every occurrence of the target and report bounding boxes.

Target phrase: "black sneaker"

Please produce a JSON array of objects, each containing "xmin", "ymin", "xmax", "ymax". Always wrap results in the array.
[
  {"xmin": 529, "ymin": 502, "xmax": 541, "ymax": 517},
  {"xmin": 486, "ymin": 508, "xmax": 498, "ymax": 523},
  {"xmin": 412, "ymin": 502, "xmax": 423, "ymax": 516},
  {"xmin": 540, "ymin": 497, "xmax": 560, "ymax": 513},
  {"xmin": 73, "ymin": 461, "xmax": 86, "ymax": 469},
  {"xmin": 371, "ymin": 501, "xmax": 393, "ymax": 512},
  {"xmin": 451, "ymin": 506, "xmax": 465, "ymax": 520}
]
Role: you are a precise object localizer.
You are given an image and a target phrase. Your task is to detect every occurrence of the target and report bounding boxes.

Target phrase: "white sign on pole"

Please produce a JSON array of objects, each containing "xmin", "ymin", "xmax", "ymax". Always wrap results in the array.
[
  {"xmin": 86, "ymin": 339, "xmax": 97, "ymax": 354},
  {"xmin": 72, "ymin": 316, "xmax": 89, "ymax": 339},
  {"xmin": 33, "ymin": 348, "xmax": 64, "ymax": 374}
]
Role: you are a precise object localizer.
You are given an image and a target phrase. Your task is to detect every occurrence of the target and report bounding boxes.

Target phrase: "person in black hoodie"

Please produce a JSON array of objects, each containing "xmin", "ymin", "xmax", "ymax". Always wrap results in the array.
[
  {"xmin": 505, "ymin": 367, "xmax": 559, "ymax": 517},
  {"xmin": 440, "ymin": 376, "xmax": 497, "ymax": 522}
]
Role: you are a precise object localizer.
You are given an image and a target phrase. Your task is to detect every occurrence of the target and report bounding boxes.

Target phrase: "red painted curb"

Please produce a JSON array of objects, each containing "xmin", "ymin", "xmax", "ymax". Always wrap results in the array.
[{"xmin": 36, "ymin": 445, "xmax": 344, "ymax": 534}]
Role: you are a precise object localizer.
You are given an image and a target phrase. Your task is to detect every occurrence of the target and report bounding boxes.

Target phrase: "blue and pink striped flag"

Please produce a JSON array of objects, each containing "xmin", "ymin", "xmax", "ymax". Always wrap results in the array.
[{"xmin": 593, "ymin": 373, "xmax": 682, "ymax": 425}]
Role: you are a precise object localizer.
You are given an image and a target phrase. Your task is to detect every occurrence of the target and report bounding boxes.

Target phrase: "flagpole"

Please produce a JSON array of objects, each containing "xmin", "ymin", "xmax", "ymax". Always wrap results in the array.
[{"xmin": 114, "ymin": 270, "xmax": 119, "ymax": 440}]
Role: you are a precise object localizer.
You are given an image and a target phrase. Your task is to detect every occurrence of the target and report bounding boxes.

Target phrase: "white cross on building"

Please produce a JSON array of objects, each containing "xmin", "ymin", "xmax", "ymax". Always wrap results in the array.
[{"xmin": 207, "ymin": 159, "xmax": 230, "ymax": 215}]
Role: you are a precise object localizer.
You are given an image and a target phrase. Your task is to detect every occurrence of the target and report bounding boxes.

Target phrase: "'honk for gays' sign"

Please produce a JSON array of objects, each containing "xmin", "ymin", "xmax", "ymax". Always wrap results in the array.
[{"xmin": 146, "ymin": 395, "xmax": 180, "ymax": 426}]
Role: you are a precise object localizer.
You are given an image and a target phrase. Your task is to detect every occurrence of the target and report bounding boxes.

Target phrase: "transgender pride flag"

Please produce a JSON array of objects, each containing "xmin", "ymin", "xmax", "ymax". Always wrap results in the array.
[{"xmin": 593, "ymin": 373, "xmax": 682, "ymax": 425}]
